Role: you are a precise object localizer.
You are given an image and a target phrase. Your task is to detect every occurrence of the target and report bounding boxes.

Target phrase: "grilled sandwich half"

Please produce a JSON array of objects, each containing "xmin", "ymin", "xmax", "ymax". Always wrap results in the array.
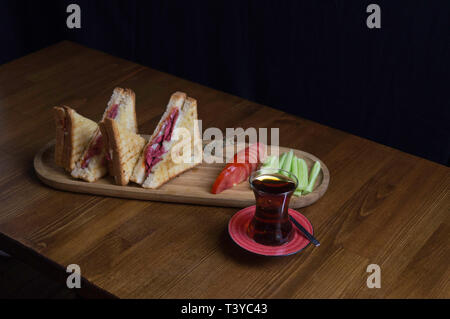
[
  {"xmin": 131, "ymin": 92, "xmax": 202, "ymax": 189},
  {"xmin": 71, "ymin": 87, "xmax": 138, "ymax": 182},
  {"xmin": 53, "ymin": 106, "xmax": 98, "ymax": 172}
]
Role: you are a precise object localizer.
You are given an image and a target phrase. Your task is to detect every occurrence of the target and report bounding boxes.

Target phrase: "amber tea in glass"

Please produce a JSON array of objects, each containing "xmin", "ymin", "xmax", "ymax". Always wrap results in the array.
[{"xmin": 247, "ymin": 168, "xmax": 298, "ymax": 246}]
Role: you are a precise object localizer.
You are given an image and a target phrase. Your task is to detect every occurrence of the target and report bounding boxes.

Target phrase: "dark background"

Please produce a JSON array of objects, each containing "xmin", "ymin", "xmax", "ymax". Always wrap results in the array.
[{"xmin": 1, "ymin": 0, "xmax": 449, "ymax": 165}]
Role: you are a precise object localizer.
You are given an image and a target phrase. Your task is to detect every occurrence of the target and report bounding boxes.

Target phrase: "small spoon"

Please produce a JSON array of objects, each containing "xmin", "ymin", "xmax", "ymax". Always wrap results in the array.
[{"xmin": 289, "ymin": 215, "xmax": 320, "ymax": 247}]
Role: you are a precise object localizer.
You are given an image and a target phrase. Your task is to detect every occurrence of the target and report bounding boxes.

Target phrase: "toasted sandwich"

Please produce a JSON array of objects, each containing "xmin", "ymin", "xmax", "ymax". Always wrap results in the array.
[
  {"xmin": 131, "ymin": 92, "xmax": 202, "ymax": 189},
  {"xmin": 99, "ymin": 118, "xmax": 147, "ymax": 186},
  {"xmin": 53, "ymin": 106, "xmax": 98, "ymax": 172},
  {"xmin": 71, "ymin": 88, "xmax": 138, "ymax": 182}
]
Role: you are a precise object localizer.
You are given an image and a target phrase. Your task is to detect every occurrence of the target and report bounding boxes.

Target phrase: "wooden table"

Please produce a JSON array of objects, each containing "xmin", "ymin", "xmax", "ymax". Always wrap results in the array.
[{"xmin": 0, "ymin": 41, "xmax": 448, "ymax": 299}]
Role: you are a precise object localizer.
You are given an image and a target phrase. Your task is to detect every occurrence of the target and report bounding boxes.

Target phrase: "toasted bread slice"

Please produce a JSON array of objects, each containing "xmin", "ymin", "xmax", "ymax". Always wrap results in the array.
[
  {"xmin": 71, "ymin": 88, "xmax": 138, "ymax": 182},
  {"xmin": 54, "ymin": 107, "xmax": 66, "ymax": 168},
  {"xmin": 53, "ymin": 106, "xmax": 98, "ymax": 171},
  {"xmin": 100, "ymin": 118, "xmax": 146, "ymax": 186},
  {"xmin": 131, "ymin": 93, "xmax": 202, "ymax": 189},
  {"xmin": 105, "ymin": 87, "xmax": 137, "ymax": 133}
]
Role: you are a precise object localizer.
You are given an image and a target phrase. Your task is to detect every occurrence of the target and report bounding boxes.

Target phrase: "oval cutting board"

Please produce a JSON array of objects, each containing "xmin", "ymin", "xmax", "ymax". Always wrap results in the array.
[{"xmin": 34, "ymin": 140, "xmax": 329, "ymax": 208}]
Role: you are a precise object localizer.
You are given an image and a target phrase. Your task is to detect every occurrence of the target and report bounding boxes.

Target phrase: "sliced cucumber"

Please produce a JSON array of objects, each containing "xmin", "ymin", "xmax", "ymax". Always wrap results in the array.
[
  {"xmin": 303, "ymin": 161, "xmax": 321, "ymax": 194},
  {"xmin": 296, "ymin": 158, "xmax": 308, "ymax": 192},
  {"xmin": 291, "ymin": 155, "xmax": 299, "ymax": 181},
  {"xmin": 262, "ymin": 155, "xmax": 278, "ymax": 169},
  {"xmin": 291, "ymin": 156, "xmax": 300, "ymax": 196},
  {"xmin": 278, "ymin": 152, "xmax": 287, "ymax": 169},
  {"xmin": 281, "ymin": 150, "xmax": 294, "ymax": 176}
]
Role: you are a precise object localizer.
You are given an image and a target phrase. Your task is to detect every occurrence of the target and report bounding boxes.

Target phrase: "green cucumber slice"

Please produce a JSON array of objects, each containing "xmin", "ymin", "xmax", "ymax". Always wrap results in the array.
[
  {"xmin": 296, "ymin": 158, "xmax": 308, "ymax": 191},
  {"xmin": 262, "ymin": 155, "xmax": 278, "ymax": 169},
  {"xmin": 292, "ymin": 155, "xmax": 299, "ymax": 182},
  {"xmin": 303, "ymin": 161, "xmax": 321, "ymax": 194},
  {"xmin": 278, "ymin": 152, "xmax": 287, "ymax": 169},
  {"xmin": 281, "ymin": 150, "xmax": 294, "ymax": 176}
]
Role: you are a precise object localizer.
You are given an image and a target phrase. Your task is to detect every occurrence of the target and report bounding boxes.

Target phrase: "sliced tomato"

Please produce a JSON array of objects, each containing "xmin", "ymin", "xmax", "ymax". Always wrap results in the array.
[
  {"xmin": 233, "ymin": 142, "xmax": 266, "ymax": 164},
  {"xmin": 211, "ymin": 164, "xmax": 247, "ymax": 194},
  {"xmin": 228, "ymin": 162, "xmax": 252, "ymax": 177},
  {"xmin": 211, "ymin": 143, "xmax": 267, "ymax": 194}
]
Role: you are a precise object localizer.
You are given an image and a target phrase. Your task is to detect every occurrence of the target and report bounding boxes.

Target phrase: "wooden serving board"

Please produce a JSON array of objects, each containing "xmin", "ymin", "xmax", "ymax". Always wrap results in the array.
[{"xmin": 34, "ymin": 140, "xmax": 330, "ymax": 208}]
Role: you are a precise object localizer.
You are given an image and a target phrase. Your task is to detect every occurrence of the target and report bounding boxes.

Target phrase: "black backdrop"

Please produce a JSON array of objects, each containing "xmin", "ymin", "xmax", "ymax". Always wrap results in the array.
[{"xmin": 2, "ymin": 0, "xmax": 449, "ymax": 165}]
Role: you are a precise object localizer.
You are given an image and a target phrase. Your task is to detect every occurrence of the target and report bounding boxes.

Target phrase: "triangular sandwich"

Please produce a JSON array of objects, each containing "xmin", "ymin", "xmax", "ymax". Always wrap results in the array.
[
  {"xmin": 131, "ymin": 92, "xmax": 202, "ymax": 189},
  {"xmin": 71, "ymin": 87, "xmax": 137, "ymax": 182},
  {"xmin": 53, "ymin": 106, "xmax": 98, "ymax": 172}
]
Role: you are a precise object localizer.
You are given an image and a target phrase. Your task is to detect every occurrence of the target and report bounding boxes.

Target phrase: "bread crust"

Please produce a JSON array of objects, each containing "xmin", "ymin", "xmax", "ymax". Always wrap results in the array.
[
  {"xmin": 107, "ymin": 87, "xmax": 138, "ymax": 133},
  {"xmin": 64, "ymin": 106, "xmax": 76, "ymax": 171},
  {"xmin": 121, "ymin": 88, "xmax": 137, "ymax": 132},
  {"xmin": 54, "ymin": 105, "xmax": 85, "ymax": 171},
  {"xmin": 144, "ymin": 161, "xmax": 200, "ymax": 189},
  {"xmin": 53, "ymin": 106, "xmax": 67, "ymax": 169},
  {"xmin": 100, "ymin": 118, "xmax": 146, "ymax": 186},
  {"xmin": 100, "ymin": 119, "xmax": 126, "ymax": 185},
  {"xmin": 98, "ymin": 121, "xmax": 114, "ymax": 179},
  {"xmin": 71, "ymin": 128, "xmax": 106, "ymax": 182},
  {"xmin": 106, "ymin": 87, "xmax": 138, "ymax": 179}
]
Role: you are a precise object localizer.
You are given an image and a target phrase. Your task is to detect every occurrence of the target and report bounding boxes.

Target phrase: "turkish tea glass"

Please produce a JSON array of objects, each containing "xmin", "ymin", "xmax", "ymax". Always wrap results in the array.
[{"xmin": 247, "ymin": 168, "xmax": 298, "ymax": 246}]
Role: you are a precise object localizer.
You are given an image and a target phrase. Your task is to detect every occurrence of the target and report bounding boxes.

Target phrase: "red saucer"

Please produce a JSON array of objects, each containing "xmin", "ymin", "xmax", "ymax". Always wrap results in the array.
[{"xmin": 228, "ymin": 206, "xmax": 314, "ymax": 256}]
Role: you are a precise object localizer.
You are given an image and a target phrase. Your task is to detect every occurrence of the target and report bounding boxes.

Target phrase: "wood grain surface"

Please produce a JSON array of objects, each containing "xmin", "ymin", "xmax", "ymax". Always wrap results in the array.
[
  {"xmin": 0, "ymin": 41, "xmax": 449, "ymax": 299},
  {"xmin": 34, "ymin": 140, "xmax": 329, "ymax": 208}
]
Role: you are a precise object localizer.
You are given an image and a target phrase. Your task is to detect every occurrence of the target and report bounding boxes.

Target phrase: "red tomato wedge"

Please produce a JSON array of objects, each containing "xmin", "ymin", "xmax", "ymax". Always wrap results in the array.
[
  {"xmin": 211, "ymin": 143, "xmax": 267, "ymax": 194},
  {"xmin": 233, "ymin": 142, "xmax": 266, "ymax": 164},
  {"xmin": 211, "ymin": 164, "xmax": 247, "ymax": 194}
]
